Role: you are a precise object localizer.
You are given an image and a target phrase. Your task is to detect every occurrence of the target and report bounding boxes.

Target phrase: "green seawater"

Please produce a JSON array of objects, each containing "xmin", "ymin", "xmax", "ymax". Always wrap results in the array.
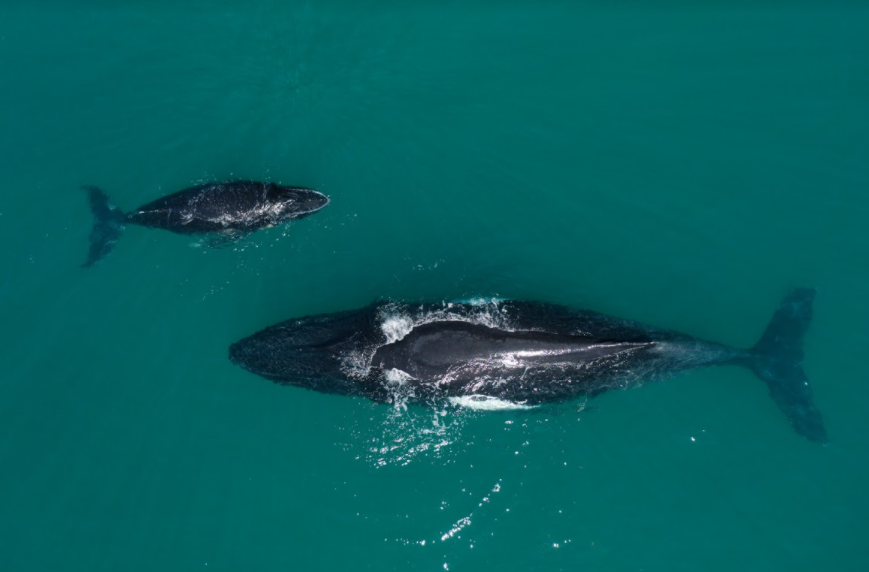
[{"xmin": 1, "ymin": 2, "xmax": 868, "ymax": 570}]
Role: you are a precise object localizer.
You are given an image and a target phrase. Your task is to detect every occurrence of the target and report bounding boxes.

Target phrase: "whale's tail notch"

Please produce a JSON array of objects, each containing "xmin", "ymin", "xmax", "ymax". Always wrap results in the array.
[
  {"xmin": 82, "ymin": 186, "xmax": 125, "ymax": 268},
  {"xmin": 748, "ymin": 288, "xmax": 827, "ymax": 443}
]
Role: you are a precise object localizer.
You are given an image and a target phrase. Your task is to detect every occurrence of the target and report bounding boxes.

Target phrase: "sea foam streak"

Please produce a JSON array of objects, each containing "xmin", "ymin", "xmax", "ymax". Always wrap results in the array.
[{"xmin": 448, "ymin": 395, "xmax": 537, "ymax": 411}]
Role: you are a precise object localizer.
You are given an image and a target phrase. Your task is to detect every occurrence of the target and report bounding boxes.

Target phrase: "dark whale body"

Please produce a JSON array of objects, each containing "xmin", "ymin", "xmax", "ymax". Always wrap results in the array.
[
  {"xmin": 229, "ymin": 290, "xmax": 826, "ymax": 442},
  {"xmin": 82, "ymin": 181, "xmax": 329, "ymax": 267}
]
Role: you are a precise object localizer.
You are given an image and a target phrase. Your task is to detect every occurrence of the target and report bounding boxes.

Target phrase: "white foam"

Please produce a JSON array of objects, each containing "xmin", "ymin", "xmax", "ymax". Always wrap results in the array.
[
  {"xmin": 384, "ymin": 368, "xmax": 415, "ymax": 385},
  {"xmin": 339, "ymin": 349, "xmax": 372, "ymax": 379},
  {"xmin": 448, "ymin": 395, "xmax": 537, "ymax": 411},
  {"xmin": 381, "ymin": 315, "xmax": 415, "ymax": 343},
  {"xmin": 459, "ymin": 296, "xmax": 505, "ymax": 306},
  {"xmin": 440, "ymin": 516, "xmax": 471, "ymax": 541},
  {"xmin": 373, "ymin": 299, "xmax": 516, "ymax": 356}
]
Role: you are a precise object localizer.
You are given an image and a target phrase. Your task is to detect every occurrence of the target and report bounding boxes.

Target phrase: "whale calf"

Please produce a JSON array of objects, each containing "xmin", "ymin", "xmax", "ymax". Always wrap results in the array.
[
  {"xmin": 82, "ymin": 180, "xmax": 329, "ymax": 266},
  {"xmin": 229, "ymin": 290, "xmax": 826, "ymax": 442}
]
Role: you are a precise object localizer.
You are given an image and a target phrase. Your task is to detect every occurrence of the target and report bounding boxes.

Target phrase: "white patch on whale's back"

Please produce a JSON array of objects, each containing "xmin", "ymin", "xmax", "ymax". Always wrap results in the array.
[{"xmin": 448, "ymin": 395, "xmax": 537, "ymax": 411}]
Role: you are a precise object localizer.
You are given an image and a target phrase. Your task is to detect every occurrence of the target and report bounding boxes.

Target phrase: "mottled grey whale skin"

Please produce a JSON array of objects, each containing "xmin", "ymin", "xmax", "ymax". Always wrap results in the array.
[
  {"xmin": 229, "ymin": 290, "xmax": 826, "ymax": 443},
  {"xmin": 82, "ymin": 180, "xmax": 329, "ymax": 267}
]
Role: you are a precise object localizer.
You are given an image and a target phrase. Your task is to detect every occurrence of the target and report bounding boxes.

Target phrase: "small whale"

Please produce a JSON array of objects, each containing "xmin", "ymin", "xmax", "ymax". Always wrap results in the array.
[
  {"xmin": 81, "ymin": 180, "xmax": 329, "ymax": 267},
  {"xmin": 229, "ymin": 290, "xmax": 827, "ymax": 443}
]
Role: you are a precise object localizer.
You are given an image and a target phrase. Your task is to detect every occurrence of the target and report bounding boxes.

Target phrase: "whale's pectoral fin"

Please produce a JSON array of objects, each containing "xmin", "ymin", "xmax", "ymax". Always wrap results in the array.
[
  {"xmin": 202, "ymin": 230, "xmax": 252, "ymax": 249},
  {"xmin": 81, "ymin": 186, "xmax": 126, "ymax": 268},
  {"xmin": 747, "ymin": 288, "xmax": 826, "ymax": 443}
]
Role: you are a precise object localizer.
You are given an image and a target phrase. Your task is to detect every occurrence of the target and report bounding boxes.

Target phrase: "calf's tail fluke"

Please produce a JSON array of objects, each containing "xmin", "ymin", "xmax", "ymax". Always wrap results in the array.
[
  {"xmin": 82, "ymin": 186, "xmax": 125, "ymax": 268},
  {"xmin": 748, "ymin": 288, "xmax": 827, "ymax": 443}
]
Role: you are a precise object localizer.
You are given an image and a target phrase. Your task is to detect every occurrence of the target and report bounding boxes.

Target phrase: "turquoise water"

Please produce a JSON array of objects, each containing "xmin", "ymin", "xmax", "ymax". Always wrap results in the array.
[{"xmin": 1, "ymin": 2, "xmax": 868, "ymax": 570}]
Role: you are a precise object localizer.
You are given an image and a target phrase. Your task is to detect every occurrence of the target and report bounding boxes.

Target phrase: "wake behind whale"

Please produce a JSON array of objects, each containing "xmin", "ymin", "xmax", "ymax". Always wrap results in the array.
[
  {"xmin": 229, "ymin": 290, "xmax": 826, "ymax": 443},
  {"xmin": 82, "ymin": 180, "xmax": 329, "ymax": 267}
]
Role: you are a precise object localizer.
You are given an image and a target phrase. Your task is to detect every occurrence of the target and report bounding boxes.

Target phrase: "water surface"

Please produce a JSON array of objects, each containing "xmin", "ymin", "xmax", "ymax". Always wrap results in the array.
[{"xmin": 1, "ymin": 2, "xmax": 867, "ymax": 570}]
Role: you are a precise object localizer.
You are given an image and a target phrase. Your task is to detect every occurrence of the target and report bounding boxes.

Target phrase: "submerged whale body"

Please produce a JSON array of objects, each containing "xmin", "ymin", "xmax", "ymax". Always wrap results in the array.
[
  {"xmin": 82, "ymin": 181, "xmax": 329, "ymax": 267},
  {"xmin": 229, "ymin": 290, "xmax": 827, "ymax": 443}
]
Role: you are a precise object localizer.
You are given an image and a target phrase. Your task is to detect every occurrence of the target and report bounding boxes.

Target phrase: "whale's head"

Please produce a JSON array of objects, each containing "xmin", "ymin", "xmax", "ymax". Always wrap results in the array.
[
  {"xmin": 229, "ymin": 305, "xmax": 380, "ymax": 395},
  {"xmin": 267, "ymin": 184, "xmax": 330, "ymax": 221}
]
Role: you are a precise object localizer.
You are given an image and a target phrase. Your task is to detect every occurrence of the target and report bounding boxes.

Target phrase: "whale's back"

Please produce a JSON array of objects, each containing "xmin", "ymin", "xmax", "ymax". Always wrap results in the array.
[
  {"xmin": 372, "ymin": 321, "xmax": 654, "ymax": 399},
  {"xmin": 130, "ymin": 182, "xmax": 266, "ymax": 232}
]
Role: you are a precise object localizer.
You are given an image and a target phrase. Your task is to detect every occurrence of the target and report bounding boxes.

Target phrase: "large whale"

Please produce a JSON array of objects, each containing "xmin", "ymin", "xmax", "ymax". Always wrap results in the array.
[
  {"xmin": 229, "ymin": 290, "xmax": 826, "ymax": 442},
  {"xmin": 82, "ymin": 180, "xmax": 329, "ymax": 267}
]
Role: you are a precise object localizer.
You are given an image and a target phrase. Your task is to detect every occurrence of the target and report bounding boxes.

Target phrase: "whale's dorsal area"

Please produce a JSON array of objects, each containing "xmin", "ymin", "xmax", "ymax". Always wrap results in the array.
[{"xmin": 372, "ymin": 321, "xmax": 653, "ymax": 381}]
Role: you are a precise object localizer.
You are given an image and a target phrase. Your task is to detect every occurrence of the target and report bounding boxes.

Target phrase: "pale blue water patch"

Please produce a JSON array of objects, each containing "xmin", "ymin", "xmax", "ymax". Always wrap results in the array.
[{"xmin": 1, "ymin": 2, "xmax": 868, "ymax": 571}]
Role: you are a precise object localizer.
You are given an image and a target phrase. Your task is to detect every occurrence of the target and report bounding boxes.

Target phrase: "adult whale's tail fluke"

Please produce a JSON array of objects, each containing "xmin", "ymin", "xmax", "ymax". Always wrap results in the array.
[
  {"xmin": 82, "ymin": 186, "xmax": 126, "ymax": 268},
  {"xmin": 748, "ymin": 288, "xmax": 826, "ymax": 443}
]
